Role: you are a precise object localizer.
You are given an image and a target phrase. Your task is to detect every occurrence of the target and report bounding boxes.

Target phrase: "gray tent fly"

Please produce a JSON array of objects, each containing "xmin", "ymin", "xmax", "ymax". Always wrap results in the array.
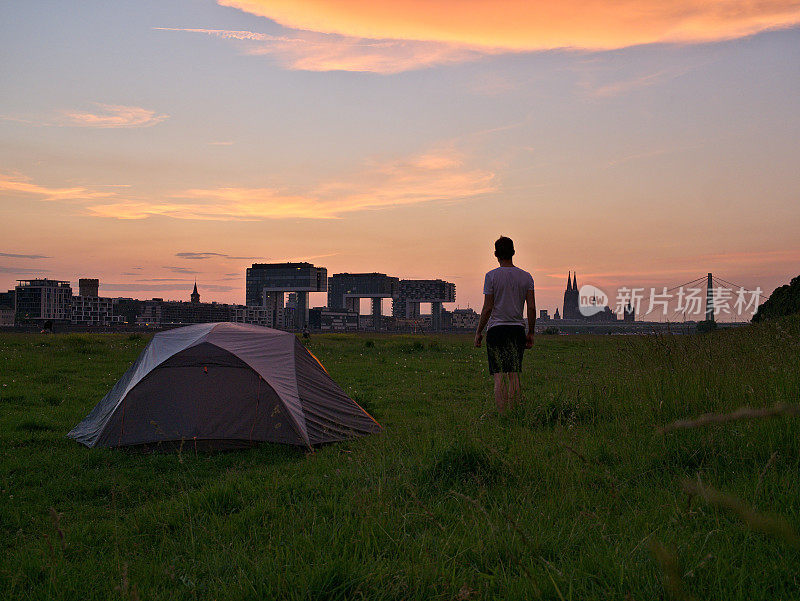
[{"xmin": 68, "ymin": 322, "xmax": 381, "ymax": 451}]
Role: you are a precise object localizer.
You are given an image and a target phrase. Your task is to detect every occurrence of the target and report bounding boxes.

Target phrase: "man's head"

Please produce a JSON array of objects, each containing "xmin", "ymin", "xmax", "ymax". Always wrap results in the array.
[{"xmin": 494, "ymin": 236, "xmax": 515, "ymax": 261}]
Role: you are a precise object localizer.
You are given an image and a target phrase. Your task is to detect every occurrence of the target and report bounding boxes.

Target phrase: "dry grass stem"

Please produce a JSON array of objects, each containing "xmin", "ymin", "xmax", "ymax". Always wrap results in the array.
[
  {"xmin": 754, "ymin": 451, "xmax": 779, "ymax": 500},
  {"xmin": 648, "ymin": 540, "xmax": 698, "ymax": 601},
  {"xmin": 49, "ymin": 507, "xmax": 65, "ymax": 551},
  {"xmin": 682, "ymin": 479, "xmax": 800, "ymax": 547},
  {"xmin": 659, "ymin": 403, "xmax": 800, "ymax": 434}
]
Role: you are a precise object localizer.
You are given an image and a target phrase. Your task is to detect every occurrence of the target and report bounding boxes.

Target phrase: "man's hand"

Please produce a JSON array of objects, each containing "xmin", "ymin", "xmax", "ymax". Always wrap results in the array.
[
  {"xmin": 525, "ymin": 332, "xmax": 534, "ymax": 349},
  {"xmin": 474, "ymin": 332, "xmax": 483, "ymax": 348}
]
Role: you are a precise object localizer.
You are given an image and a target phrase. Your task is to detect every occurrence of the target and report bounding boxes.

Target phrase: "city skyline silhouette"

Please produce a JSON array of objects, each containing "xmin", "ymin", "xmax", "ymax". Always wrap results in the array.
[{"xmin": 1, "ymin": 1, "xmax": 798, "ymax": 319}]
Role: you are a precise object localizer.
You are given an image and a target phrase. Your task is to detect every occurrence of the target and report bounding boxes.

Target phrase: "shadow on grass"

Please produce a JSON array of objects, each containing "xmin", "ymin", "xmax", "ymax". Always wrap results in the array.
[{"xmin": 418, "ymin": 439, "xmax": 508, "ymax": 493}]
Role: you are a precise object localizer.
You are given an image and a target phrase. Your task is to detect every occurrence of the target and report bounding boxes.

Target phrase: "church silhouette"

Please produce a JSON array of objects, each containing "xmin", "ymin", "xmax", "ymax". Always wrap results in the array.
[{"xmin": 560, "ymin": 271, "xmax": 630, "ymax": 322}]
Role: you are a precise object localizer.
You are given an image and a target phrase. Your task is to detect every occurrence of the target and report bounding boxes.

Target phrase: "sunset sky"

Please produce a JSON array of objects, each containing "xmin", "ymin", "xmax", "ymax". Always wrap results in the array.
[{"xmin": 1, "ymin": 1, "xmax": 799, "ymax": 319}]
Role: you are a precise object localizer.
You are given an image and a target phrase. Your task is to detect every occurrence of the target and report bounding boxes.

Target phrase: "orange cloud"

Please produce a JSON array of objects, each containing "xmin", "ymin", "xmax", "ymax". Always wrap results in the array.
[
  {"xmin": 86, "ymin": 150, "xmax": 495, "ymax": 220},
  {"xmin": 156, "ymin": 28, "xmax": 490, "ymax": 73},
  {"xmin": 60, "ymin": 103, "xmax": 168, "ymax": 128},
  {"xmin": 220, "ymin": 0, "xmax": 800, "ymax": 50},
  {"xmin": 0, "ymin": 173, "xmax": 113, "ymax": 201}
]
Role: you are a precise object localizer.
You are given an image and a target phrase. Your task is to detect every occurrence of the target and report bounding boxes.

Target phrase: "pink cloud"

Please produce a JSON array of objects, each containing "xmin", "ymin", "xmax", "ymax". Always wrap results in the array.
[
  {"xmin": 60, "ymin": 103, "xmax": 169, "ymax": 128},
  {"xmin": 155, "ymin": 28, "xmax": 493, "ymax": 73},
  {"xmin": 6, "ymin": 149, "xmax": 495, "ymax": 221},
  {"xmin": 0, "ymin": 172, "xmax": 114, "ymax": 201}
]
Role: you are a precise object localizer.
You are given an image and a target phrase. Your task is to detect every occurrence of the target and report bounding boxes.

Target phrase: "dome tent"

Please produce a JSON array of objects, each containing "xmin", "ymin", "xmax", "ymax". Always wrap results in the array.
[{"xmin": 68, "ymin": 323, "xmax": 381, "ymax": 450}]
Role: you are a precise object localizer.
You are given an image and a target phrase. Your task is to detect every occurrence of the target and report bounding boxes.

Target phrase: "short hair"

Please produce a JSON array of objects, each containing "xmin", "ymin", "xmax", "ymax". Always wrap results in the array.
[{"xmin": 494, "ymin": 236, "xmax": 515, "ymax": 260}]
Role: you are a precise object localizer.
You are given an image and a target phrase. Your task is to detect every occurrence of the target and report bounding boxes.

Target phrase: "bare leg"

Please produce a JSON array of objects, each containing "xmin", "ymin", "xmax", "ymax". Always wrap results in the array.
[
  {"xmin": 493, "ymin": 373, "xmax": 508, "ymax": 414},
  {"xmin": 507, "ymin": 372, "xmax": 521, "ymax": 411}
]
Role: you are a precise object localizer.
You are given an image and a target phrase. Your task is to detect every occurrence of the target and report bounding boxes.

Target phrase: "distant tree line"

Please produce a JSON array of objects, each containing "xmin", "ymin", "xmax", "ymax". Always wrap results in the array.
[{"xmin": 752, "ymin": 275, "xmax": 800, "ymax": 323}]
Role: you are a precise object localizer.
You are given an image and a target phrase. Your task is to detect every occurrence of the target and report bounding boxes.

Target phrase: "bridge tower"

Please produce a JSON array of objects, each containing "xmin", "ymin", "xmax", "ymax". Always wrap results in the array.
[{"xmin": 705, "ymin": 272, "xmax": 714, "ymax": 322}]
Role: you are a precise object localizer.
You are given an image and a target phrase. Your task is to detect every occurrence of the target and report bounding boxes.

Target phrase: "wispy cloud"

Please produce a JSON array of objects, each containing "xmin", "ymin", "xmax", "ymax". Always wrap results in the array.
[
  {"xmin": 59, "ymin": 103, "xmax": 168, "ymax": 128},
  {"xmin": 0, "ymin": 173, "xmax": 113, "ymax": 201},
  {"xmin": 583, "ymin": 67, "xmax": 694, "ymax": 98},
  {"xmin": 2, "ymin": 104, "xmax": 169, "ymax": 129},
  {"xmin": 468, "ymin": 72, "xmax": 520, "ymax": 96},
  {"xmin": 176, "ymin": 252, "xmax": 266, "ymax": 260},
  {"xmin": 86, "ymin": 149, "xmax": 495, "ymax": 220},
  {"xmin": 155, "ymin": 27, "xmax": 494, "ymax": 73},
  {"xmin": 202, "ymin": 284, "xmax": 239, "ymax": 292},
  {"xmin": 163, "ymin": 266, "xmax": 200, "ymax": 274},
  {"xmin": 176, "ymin": 252, "xmax": 230, "ymax": 260},
  {"xmin": 6, "ymin": 149, "xmax": 494, "ymax": 221},
  {"xmin": 219, "ymin": 1, "xmax": 800, "ymax": 51},
  {"xmin": 0, "ymin": 252, "xmax": 50, "ymax": 259},
  {"xmin": 0, "ymin": 266, "xmax": 51, "ymax": 274}
]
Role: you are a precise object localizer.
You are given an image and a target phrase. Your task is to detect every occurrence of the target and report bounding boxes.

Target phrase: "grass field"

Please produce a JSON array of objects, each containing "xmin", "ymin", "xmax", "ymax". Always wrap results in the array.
[{"xmin": 2, "ymin": 318, "xmax": 800, "ymax": 600}]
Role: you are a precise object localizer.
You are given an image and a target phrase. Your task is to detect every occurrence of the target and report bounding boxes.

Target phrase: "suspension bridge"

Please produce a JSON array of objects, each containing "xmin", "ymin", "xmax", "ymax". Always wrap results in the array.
[{"xmin": 658, "ymin": 273, "xmax": 762, "ymax": 323}]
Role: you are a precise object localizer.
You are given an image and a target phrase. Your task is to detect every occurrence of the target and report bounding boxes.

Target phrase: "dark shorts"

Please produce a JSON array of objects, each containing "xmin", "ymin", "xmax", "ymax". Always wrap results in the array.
[{"xmin": 486, "ymin": 325, "xmax": 526, "ymax": 375}]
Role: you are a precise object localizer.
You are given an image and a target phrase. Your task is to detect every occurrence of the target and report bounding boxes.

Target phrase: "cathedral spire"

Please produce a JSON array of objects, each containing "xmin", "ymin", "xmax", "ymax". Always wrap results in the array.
[
  {"xmin": 572, "ymin": 272, "xmax": 577, "ymax": 291},
  {"xmin": 191, "ymin": 280, "xmax": 200, "ymax": 303},
  {"xmin": 566, "ymin": 271, "xmax": 572, "ymax": 292}
]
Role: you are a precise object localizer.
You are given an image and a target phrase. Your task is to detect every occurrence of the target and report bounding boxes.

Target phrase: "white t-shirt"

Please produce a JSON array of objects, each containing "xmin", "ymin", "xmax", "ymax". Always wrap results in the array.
[{"xmin": 483, "ymin": 265, "xmax": 535, "ymax": 330}]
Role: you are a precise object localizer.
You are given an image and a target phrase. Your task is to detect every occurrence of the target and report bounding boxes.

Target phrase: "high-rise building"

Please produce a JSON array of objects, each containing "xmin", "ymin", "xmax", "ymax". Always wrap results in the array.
[
  {"xmin": 136, "ymin": 299, "xmax": 234, "ymax": 327},
  {"xmin": 392, "ymin": 279, "xmax": 456, "ymax": 331},
  {"xmin": 78, "ymin": 278, "xmax": 99, "ymax": 297},
  {"xmin": 230, "ymin": 305, "xmax": 274, "ymax": 327},
  {"xmin": 246, "ymin": 262, "xmax": 327, "ymax": 329},
  {"xmin": 112, "ymin": 298, "xmax": 145, "ymax": 324},
  {"xmin": 71, "ymin": 295, "xmax": 117, "ymax": 326},
  {"xmin": 0, "ymin": 289, "xmax": 14, "ymax": 308},
  {"xmin": 0, "ymin": 289, "xmax": 14, "ymax": 325},
  {"xmin": 450, "ymin": 308, "xmax": 480, "ymax": 330},
  {"xmin": 15, "ymin": 279, "xmax": 72, "ymax": 323},
  {"xmin": 71, "ymin": 279, "xmax": 120, "ymax": 326},
  {"xmin": 327, "ymin": 273, "xmax": 399, "ymax": 330},
  {"xmin": 308, "ymin": 308, "xmax": 359, "ymax": 332}
]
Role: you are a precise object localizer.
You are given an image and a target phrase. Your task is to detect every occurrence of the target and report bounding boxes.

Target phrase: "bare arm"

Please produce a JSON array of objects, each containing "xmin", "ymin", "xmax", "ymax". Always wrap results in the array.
[
  {"xmin": 525, "ymin": 289, "xmax": 536, "ymax": 348},
  {"xmin": 474, "ymin": 294, "xmax": 494, "ymax": 347}
]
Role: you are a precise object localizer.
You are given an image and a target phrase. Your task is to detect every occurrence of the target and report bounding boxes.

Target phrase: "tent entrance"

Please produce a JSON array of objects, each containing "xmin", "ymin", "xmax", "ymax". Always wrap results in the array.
[{"xmin": 96, "ymin": 342, "xmax": 303, "ymax": 449}]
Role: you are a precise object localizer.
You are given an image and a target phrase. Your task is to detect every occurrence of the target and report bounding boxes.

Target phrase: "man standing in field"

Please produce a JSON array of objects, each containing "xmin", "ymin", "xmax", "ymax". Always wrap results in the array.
[{"xmin": 474, "ymin": 236, "xmax": 536, "ymax": 414}]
